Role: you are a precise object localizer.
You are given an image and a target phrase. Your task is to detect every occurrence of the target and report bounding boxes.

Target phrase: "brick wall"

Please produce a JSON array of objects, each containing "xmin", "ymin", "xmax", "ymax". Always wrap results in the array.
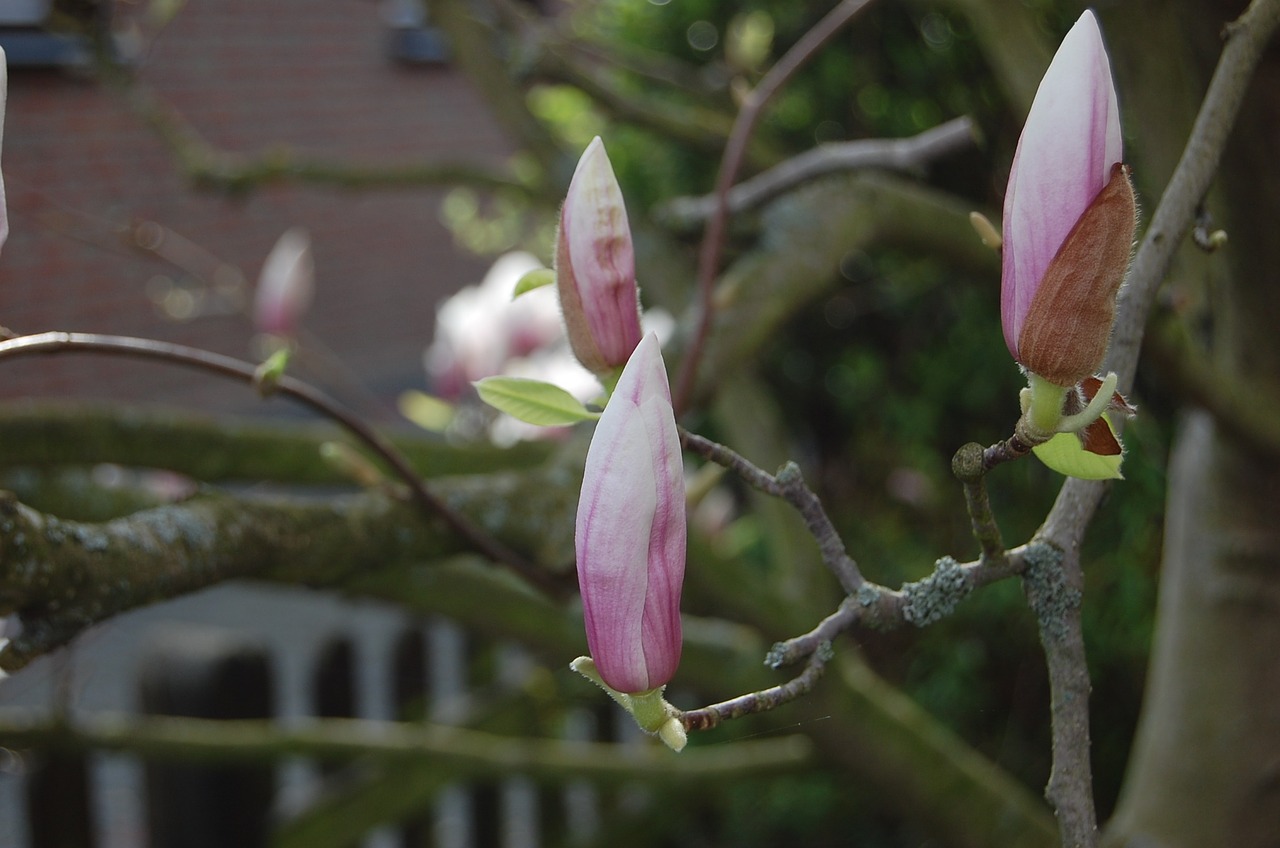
[{"xmin": 0, "ymin": 0, "xmax": 514, "ymax": 419}]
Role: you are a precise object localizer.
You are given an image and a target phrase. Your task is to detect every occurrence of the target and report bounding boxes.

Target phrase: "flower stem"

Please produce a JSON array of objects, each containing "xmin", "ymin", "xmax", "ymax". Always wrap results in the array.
[{"xmin": 1026, "ymin": 373, "xmax": 1070, "ymax": 437}]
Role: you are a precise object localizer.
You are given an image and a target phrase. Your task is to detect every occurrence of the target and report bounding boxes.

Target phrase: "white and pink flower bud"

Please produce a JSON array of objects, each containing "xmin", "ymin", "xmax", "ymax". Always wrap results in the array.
[
  {"xmin": 556, "ymin": 137, "xmax": 644, "ymax": 376},
  {"xmin": 254, "ymin": 228, "xmax": 314, "ymax": 338},
  {"xmin": 576, "ymin": 333, "xmax": 685, "ymax": 694},
  {"xmin": 1001, "ymin": 10, "xmax": 1135, "ymax": 390}
]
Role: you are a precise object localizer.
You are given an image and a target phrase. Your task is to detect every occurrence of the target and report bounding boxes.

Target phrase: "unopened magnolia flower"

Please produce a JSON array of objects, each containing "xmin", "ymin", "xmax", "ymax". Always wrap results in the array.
[
  {"xmin": 556, "ymin": 137, "xmax": 644, "ymax": 377},
  {"xmin": 1001, "ymin": 11, "xmax": 1137, "ymax": 463},
  {"xmin": 254, "ymin": 228, "xmax": 314, "ymax": 338},
  {"xmin": 576, "ymin": 333, "xmax": 685, "ymax": 696}
]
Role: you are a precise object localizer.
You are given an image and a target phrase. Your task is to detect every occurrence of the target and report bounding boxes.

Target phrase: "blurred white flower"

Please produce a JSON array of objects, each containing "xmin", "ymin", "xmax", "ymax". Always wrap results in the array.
[{"xmin": 425, "ymin": 251, "xmax": 572, "ymax": 399}]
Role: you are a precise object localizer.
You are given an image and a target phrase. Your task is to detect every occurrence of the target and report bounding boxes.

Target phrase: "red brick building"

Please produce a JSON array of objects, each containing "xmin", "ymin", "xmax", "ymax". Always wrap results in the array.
[{"xmin": 0, "ymin": 0, "xmax": 512, "ymax": 418}]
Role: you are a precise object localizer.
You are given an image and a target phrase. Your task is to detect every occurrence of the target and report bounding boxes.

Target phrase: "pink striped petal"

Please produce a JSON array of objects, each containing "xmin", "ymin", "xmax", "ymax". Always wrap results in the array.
[{"xmin": 576, "ymin": 333, "xmax": 685, "ymax": 693}]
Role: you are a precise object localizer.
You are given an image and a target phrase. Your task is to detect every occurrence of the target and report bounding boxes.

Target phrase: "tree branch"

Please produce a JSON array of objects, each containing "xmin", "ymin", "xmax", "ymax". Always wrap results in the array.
[
  {"xmin": 117, "ymin": 76, "xmax": 538, "ymax": 198},
  {"xmin": 1108, "ymin": 0, "xmax": 1280, "ymax": 395},
  {"xmin": 1027, "ymin": 3, "xmax": 1280, "ymax": 843},
  {"xmin": 0, "ymin": 469, "xmax": 575, "ymax": 671},
  {"xmin": 659, "ymin": 116, "xmax": 977, "ymax": 228},
  {"xmin": 681, "ymin": 429, "xmax": 864, "ymax": 593},
  {"xmin": 673, "ymin": 0, "xmax": 878, "ymax": 413},
  {"xmin": 679, "ymin": 642, "xmax": 833, "ymax": 732},
  {"xmin": 0, "ymin": 402, "xmax": 552, "ymax": 486},
  {"xmin": 0, "ymin": 709, "xmax": 810, "ymax": 780},
  {"xmin": 680, "ymin": 171, "xmax": 998, "ymax": 406},
  {"xmin": 0, "ymin": 333, "xmax": 551, "ymax": 593}
]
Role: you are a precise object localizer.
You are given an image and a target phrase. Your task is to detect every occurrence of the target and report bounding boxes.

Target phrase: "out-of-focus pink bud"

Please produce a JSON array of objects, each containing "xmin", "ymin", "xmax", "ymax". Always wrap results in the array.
[
  {"xmin": 0, "ymin": 48, "xmax": 9, "ymax": 256},
  {"xmin": 1001, "ymin": 11, "xmax": 1134, "ymax": 388},
  {"xmin": 254, "ymin": 228, "xmax": 313, "ymax": 338},
  {"xmin": 576, "ymin": 333, "xmax": 685, "ymax": 694},
  {"xmin": 556, "ymin": 137, "xmax": 643, "ymax": 376}
]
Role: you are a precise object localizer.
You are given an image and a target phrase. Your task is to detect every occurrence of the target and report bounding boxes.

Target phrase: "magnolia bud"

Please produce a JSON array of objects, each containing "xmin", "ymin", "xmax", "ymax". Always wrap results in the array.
[
  {"xmin": 556, "ymin": 137, "xmax": 643, "ymax": 376},
  {"xmin": 576, "ymin": 333, "xmax": 685, "ymax": 694}
]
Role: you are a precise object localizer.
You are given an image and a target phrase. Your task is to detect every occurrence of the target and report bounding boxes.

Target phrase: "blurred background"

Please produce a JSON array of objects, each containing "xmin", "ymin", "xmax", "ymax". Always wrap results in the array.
[{"xmin": 0, "ymin": 0, "xmax": 1182, "ymax": 845}]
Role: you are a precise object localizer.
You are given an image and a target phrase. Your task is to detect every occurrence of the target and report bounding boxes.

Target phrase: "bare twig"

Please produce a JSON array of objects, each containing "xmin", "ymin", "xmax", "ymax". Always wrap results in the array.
[
  {"xmin": 672, "ymin": 0, "xmax": 877, "ymax": 414},
  {"xmin": 681, "ymin": 428, "xmax": 863, "ymax": 593},
  {"xmin": 950, "ymin": 443, "xmax": 1008, "ymax": 564},
  {"xmin": 763, "ymin": 548, "xmax": 1026, "ymax": 669},
  {"xmin": 679, "ymin": 643, "xmax": 833, "ymax": 732},
  {"xmin": 0, "ymin": 709, "xmax": 810, "ymax": 778},
  {"xmin": 0, "ymin": 332, "xmax": 553, "ymax": 594},
  {"xmin": 660, "ymin": 116, "xmax": 977, "ymax": 227}
]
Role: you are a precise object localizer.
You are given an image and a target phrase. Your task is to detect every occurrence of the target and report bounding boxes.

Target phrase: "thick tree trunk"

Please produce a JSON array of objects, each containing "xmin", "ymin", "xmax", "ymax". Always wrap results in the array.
[{"xmin": 1108, "ymin": 414, "xmax": 1280, "ymax": 846}]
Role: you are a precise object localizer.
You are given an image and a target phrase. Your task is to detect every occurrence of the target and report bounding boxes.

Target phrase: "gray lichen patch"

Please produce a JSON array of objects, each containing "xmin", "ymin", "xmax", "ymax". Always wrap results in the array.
[
  {"xmin": 855, "ymin": 583, "xmax": 882, "ymax": 607},
  {"xmin": 1021, "ymin": 542, "xmax": 1078, "ymax": 644},
  {"xmin": 901, "ymin": 556, "xmax": 971, "ymax": 627}
]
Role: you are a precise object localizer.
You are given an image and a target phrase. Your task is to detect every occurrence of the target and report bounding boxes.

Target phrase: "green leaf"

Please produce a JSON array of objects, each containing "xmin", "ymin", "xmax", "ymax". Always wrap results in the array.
[
  {"xmin": 513, "ymin": 268, "xmax": 555, "ymax": 298},
  {"xmin": 474, "ymin": 377, "xmax": 599, "ymax": 426},
  {"xmin": 252, "ymin": 348, "xmax": 292, "ymax": 396},
  {"xmin": 1032, "ymin": 426, "xmax": 1124, "ymax": 480},
  {"xmin": 398, "ymin": 390, "xmax": 455, "ymax": 432}
]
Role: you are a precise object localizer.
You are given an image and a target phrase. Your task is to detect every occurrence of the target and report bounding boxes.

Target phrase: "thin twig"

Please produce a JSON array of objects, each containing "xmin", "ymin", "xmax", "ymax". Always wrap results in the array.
[
  {"xmin": 0, "ymin": 332, "xmax": 554, "ymax": 594},
  {"xmin": 766, "ymin": 547, "xmax": 1026, "ymax": 669},
  {"xmin": 0, "ymin": 709, "xmax": 810, "ymax": 778},
  {"xmin": 951, "ymin": 442, "xmax": 1008, "ymax": 563},
  {"xmin": 660, "ymin": 116, "xmax": 976, "ymax": 227},
  {"xmin": 672, "ymin": 0, "xmax": 877, "ymax": 414},
  {"xmin": 764, "ymin": 595, "xmax": 866, "ymax": 668},
  {"xmin": 681, "ymin": 428, "xmax": 864, "ymax": 593},
  {"xmin": 679, "ymin": 643, "xmax": 833, "ymax": 732}
]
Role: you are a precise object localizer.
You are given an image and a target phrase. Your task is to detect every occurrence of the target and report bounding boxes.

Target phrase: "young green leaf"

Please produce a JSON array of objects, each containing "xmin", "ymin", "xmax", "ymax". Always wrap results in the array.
[
  {"xmin": 398, "ymin": 390, "xmax": 455, "ymax": 432},
  {"xmin": 1032, "ymin": 421, "xmax": 1124, "ymax": 480},
  {"xmin": 513, "ymin": 268, "xmax": 555, "ymax": 298},
  {"xmin": 474, "ymin": 377, "xmax": 599, "ymax": 426}
]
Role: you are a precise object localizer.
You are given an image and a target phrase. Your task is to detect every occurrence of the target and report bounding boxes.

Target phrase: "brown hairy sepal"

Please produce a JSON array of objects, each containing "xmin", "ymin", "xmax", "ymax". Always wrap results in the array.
[{"xmin": 1018, "ymin": 163, "xmax": 1137, "ymax": 388}]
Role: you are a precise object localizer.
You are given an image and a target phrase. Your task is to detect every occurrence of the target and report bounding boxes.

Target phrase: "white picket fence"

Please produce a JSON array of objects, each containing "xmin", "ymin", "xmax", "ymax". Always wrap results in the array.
[{"xmin": 0, "ymin": 583, "xmax": 616, "ymax": 848}]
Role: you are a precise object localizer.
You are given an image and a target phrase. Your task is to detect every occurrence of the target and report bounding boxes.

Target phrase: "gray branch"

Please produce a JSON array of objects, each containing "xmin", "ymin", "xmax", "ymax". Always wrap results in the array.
[{"xmin": 658, "ymin": 117, "xmax": 978, "ymax": 228}]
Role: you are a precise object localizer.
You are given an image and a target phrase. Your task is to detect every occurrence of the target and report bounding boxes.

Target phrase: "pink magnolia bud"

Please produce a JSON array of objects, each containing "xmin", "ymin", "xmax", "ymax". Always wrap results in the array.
[
  {"xmin": 1001, "ymin": 11, "xmax": 1133, "ymax": 387},
  {"xmin": 576, "ymin": 333, "xmax": 685, "ymax": 694},
  {"xmin": 254, "ymin": 228, "xmax": 314, "ymax": 338},
  {"xmin": 556, "ymin": 137, "xmax": 643, "ymax": 376}
]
